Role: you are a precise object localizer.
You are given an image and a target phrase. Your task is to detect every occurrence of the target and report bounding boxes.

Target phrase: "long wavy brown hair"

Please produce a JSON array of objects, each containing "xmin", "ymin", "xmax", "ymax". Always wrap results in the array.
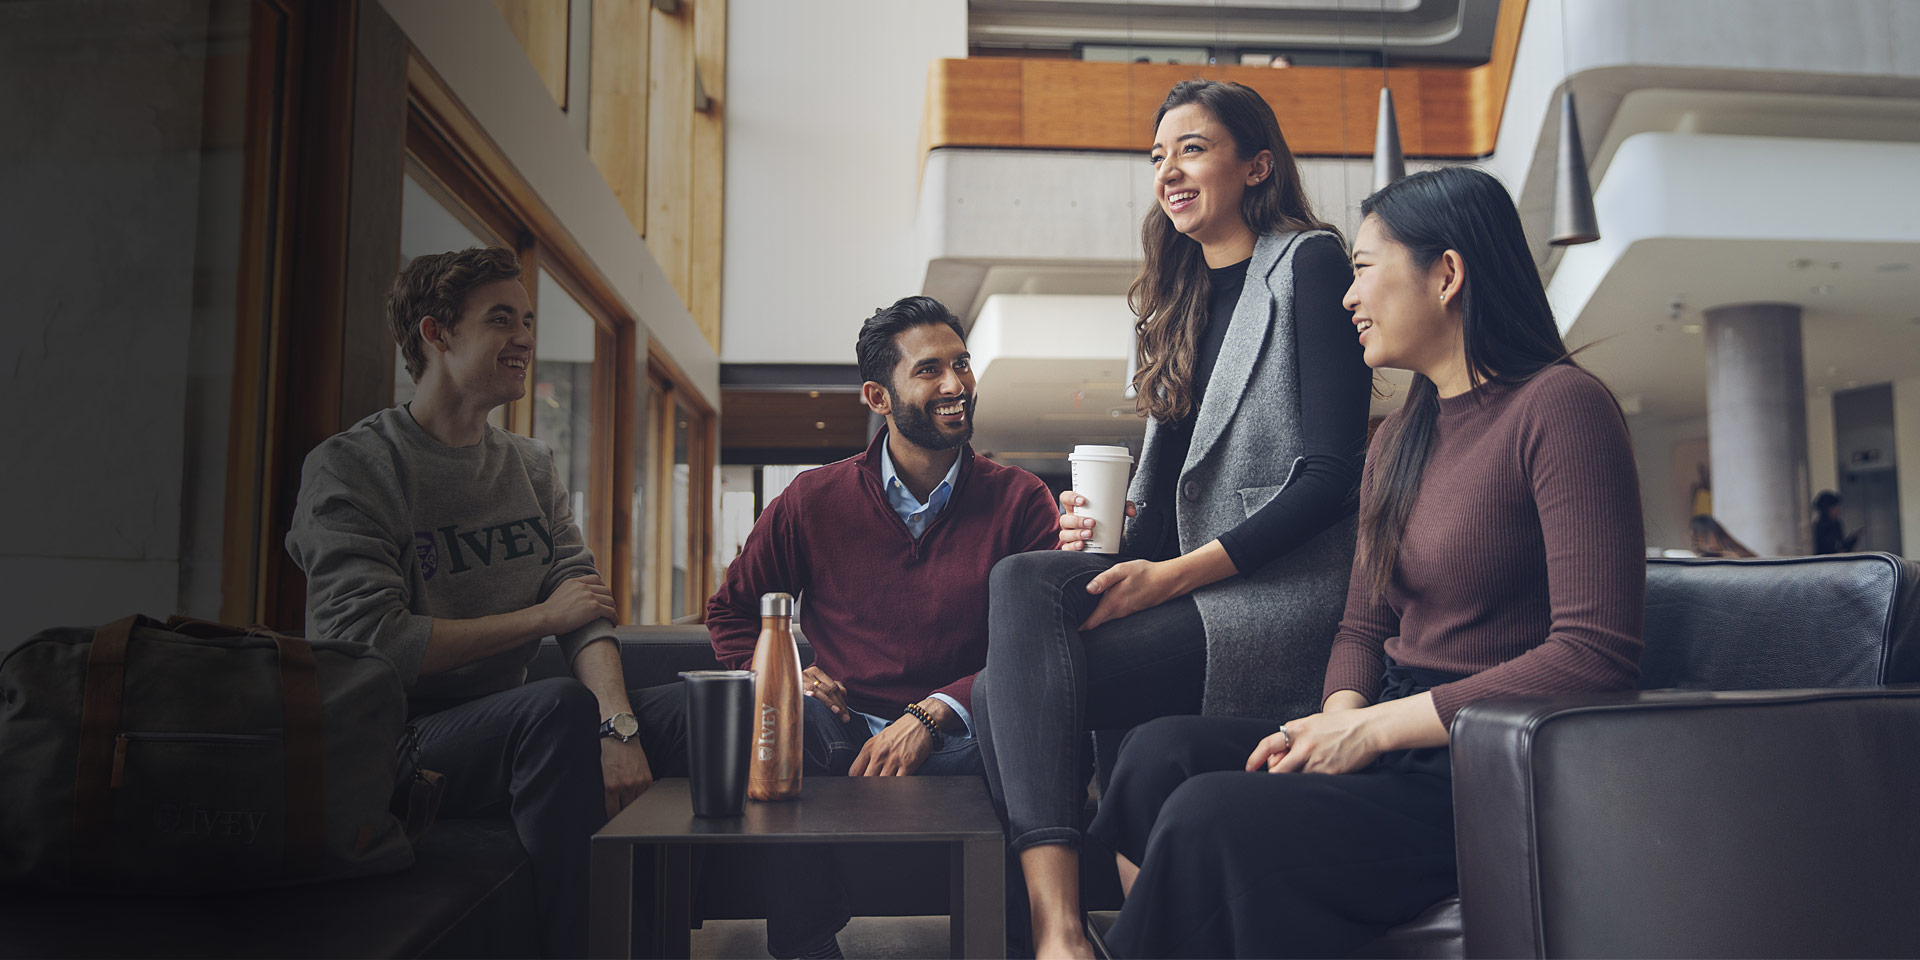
[{"xmin": 1128, "ymin": 80, "xmax": 1334, "ymax": 422}]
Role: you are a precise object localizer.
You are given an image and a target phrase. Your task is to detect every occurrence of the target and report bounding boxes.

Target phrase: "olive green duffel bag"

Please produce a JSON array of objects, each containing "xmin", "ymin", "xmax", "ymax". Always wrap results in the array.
[{"xmin": 0, "ymin": 614, "xmax": 432, "ymax": 891}]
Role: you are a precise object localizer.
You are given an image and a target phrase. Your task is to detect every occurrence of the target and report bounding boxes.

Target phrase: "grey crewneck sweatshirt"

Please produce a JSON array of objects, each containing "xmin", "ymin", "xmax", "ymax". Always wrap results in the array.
[{"xmin": 286, "ymin": 405, "xmax": 612, "ymax": 700}]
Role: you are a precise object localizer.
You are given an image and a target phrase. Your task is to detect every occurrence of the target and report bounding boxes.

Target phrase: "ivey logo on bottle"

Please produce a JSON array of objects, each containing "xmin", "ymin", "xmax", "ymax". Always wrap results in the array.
[{"xmin": 758, "ymin": 702, "xmax": 777, "ymax": 761}]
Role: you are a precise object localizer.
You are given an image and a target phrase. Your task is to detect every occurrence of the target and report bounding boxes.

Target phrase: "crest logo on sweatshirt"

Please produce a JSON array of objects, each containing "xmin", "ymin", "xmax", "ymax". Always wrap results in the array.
[{"xmin": 414, "ymin": 532, "xmax": 439, "ymax": 581}]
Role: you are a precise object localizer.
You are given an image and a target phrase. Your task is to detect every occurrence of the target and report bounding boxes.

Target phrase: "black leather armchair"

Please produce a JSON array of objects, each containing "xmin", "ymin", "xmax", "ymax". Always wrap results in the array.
[{"xmin": 1369, "ymin": 553, "xmax": 1920, "ymax": 959}]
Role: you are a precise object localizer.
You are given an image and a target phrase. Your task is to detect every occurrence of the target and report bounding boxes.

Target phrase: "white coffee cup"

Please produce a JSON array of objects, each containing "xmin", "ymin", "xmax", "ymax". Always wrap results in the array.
[{"xmin": 1068, "ymin": 445, "xmax": 1135, "ymax": 555}]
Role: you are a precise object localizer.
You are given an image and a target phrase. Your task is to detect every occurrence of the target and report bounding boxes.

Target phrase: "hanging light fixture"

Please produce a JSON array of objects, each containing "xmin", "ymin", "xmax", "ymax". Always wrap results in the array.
[
  {"xmin": 1371, "ymin": 2, "xmax": 1405, "ymax": 191},
  {"xmin": 1550, "ymin": 0, "xmax": 1600, "ymax": 244},
  {"xmin": 1372, "ymin": 88, "xmax": 1405, "ymax": 191},
  {"xmin": 1549, "ymin": 88, "xmax": 1600, "ymax": 245}
]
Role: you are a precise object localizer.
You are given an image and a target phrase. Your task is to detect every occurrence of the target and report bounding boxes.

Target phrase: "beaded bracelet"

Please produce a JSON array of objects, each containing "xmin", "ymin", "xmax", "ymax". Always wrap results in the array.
[{"xmin": 903, "ymin": 703, "xmax": 944, "ymax": 748}]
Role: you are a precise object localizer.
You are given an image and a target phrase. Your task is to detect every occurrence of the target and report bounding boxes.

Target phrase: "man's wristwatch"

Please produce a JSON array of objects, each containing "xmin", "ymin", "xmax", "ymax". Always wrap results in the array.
[{"xmin": 599, "ymin": 712, "xmax": 639, "ymax": 743}]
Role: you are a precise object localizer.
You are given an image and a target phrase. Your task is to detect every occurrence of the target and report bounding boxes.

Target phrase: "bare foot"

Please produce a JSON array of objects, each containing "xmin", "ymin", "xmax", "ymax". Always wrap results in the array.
[{"xmin": 1033, "ymin": 932, "xmax": 1097, "ymax": 960}]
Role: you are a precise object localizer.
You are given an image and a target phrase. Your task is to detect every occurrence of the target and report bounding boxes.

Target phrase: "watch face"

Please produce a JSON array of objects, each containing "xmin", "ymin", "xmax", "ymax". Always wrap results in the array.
[{"xmin": 611, "ymin": 713, "xmax": 640, "ymax": 739}]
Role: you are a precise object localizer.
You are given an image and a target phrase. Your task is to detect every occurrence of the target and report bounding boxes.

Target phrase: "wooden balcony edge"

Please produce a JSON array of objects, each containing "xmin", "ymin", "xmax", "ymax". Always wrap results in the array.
[{"xmin": 922, "ymin": 0, "xmax": 1527, "ymax": 162}]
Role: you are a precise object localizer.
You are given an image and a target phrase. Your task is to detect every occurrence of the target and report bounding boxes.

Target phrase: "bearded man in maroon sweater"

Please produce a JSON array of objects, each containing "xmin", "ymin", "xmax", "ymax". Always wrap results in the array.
[{"xmin": 704, "ymin": 295, "xmax": 1058, "ymax": 959}]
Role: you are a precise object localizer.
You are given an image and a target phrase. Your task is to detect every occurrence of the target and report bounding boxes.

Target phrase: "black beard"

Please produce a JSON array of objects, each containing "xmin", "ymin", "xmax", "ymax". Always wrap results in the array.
[{"xmin": 889, "ymin": 389, "xmax": 973, "ymax": 452}]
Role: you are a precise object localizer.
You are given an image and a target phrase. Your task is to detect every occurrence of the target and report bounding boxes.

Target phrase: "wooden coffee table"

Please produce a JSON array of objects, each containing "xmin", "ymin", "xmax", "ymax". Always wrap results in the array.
[{"xmin": 589, "ymin": 776, "xmax": 1006, "ymax": 958}]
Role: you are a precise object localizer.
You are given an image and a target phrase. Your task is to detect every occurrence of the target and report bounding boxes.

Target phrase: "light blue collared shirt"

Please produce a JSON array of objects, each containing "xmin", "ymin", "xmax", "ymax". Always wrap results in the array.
[
  {"xmin": 873, "ymin": 441, "xmax": 973, "ymax": 737},
  {"xmin": 880, "ymin": 441, "xmax": 962, "ymax": 540}
]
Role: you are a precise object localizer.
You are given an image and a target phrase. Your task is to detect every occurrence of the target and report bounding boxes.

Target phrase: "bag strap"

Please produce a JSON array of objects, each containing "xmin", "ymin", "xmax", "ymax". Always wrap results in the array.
[
  {"xmin": 273, "ymin": 634, "xmax": 327, "ymax": 876},
  {"xmin": 164, "ymin": 614, "xmax": 282, "ymax": 642},
  {"xmin": 404, "ymin": 769, "xmax": 446, "ymax": 843},
  {"xmin": 72, "ymin": 614, "xmax": 145, "ymax": 880}
]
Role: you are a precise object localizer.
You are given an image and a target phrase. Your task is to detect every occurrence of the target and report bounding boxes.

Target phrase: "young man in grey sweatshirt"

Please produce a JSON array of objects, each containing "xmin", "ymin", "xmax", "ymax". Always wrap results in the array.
[{"xmin": 286, "ymin": 246, "xmax": 681, "ymax": 958}]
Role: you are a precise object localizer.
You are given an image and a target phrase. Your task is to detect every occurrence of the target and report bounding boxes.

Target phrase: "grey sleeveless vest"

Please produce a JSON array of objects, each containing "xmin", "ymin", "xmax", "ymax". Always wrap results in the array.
[{"xmin": 1123, "ymin": 229, "xmax": 1358, "ymax": 721}]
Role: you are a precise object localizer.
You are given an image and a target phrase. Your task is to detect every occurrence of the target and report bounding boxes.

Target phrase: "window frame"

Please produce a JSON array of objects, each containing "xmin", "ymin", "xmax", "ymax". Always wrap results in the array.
[
  {"xmin": 223, "ymin": 0, "xmax": 307, "ymax": 625},
  {"xmin": 647, "ymin": 348, "xmax": 716, "ymax": 624}
]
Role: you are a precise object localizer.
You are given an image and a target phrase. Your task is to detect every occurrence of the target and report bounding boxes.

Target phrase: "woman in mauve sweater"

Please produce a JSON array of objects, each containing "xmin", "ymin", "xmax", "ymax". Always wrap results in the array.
[{"xmin": 1086, "ymin": 166, "xmax": 1646, "ymax": 958}]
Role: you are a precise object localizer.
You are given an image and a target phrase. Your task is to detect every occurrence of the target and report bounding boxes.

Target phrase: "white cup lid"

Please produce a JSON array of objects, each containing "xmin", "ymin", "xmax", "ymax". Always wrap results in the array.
[{"xmin": 1069, "ymin": 444, "xmax": 1133, "ymax": 462}]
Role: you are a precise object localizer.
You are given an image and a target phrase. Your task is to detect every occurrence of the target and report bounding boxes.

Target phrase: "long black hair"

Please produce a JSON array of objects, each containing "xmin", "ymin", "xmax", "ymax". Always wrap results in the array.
[{"xmin": 1355, "ymin": 166, "xmax": 1595, "ymax": 600}]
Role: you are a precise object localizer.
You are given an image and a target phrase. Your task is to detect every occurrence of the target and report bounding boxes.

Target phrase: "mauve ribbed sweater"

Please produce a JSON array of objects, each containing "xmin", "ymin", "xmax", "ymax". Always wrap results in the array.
[{"xmin": 1323, "ymin": 363, "xmax": 1646, "ymax": 726}]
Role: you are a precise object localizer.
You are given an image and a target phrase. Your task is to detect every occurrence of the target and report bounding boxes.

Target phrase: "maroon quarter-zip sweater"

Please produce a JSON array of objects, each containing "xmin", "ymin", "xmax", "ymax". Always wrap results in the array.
[{"xmin": 708, "ymin": 430, "xmax": 1060, "ymax": 718}]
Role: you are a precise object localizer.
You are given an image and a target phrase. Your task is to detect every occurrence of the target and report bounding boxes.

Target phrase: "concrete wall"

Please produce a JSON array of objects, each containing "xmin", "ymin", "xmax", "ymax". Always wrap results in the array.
[
  {"xmin": 1628, "ymin": 414, "xmax": 1709, "ymax": 553},
  {"xmin": 3, "ymin": 0, "xmax": 243, "ymax": 633},
  {"xmin": 917, "ymin": 150, "xmax": 1445, "ymax": 267},
  {"xmin": 1808, "ymin": 391, "xmax": 1840, "ymax": 499},
  {"xmin": 1486, "ymin": 0, "xmax": 1920, "ymax": 270},
  {"xmin": 1894, "ymin": 377, "xmax": 1920, "ymax": 553},
  {"xmin": 721, "ymin": 0, "xmax": 968, "ymax": 364}
]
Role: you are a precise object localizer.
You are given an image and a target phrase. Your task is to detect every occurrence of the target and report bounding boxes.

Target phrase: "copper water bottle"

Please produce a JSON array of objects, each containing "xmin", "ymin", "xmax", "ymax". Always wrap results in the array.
[{"xmin": 747, "ymin": 592, "xmax": 803, "ymax": 801}]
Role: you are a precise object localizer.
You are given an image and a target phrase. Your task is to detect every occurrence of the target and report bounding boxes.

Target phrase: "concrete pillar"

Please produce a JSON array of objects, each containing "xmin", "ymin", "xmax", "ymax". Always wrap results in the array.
[
  {"xmin": 1704, "ymin": 303, "xmax": 1810, "ymax": 556},
  {"xmin": 1893, "ymin": 377, "xmax": 1920, "ymax": 555}
]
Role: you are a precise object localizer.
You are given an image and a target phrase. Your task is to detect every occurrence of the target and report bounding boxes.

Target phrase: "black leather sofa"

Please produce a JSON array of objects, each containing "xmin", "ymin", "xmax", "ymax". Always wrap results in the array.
[
  {"xmin": 603, "ymin": 554, "xmax": 1920, "ymax": 958},
  {"xmin": 1363, "ymin": 552, "xmax": 1920, "ymax": 959},
  {"xmin": 10, "ymin": 554, "xmax": 1916, "ymax": 958}
]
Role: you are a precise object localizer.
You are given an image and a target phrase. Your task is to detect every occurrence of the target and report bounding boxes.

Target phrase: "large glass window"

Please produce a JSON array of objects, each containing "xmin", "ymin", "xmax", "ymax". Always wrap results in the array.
[
  {"xmin": 532, "ymin": 269, "xmax": 598, "ymax": 540},
  {"xmin": 638, "ymin": 374, "xmax": 668, "ymax": 626},
  {"xmin": 395, "ymin": 170, "xmax": 493, "ymax": 410},
  {"xmin": 641, "ymin": 360, "xmax": 715, "ymax": 624},
  {"xmin": 672, "ymin": 401, "xmax": 693, "ymax": 621},
  {"xmin": 399, "ymin": 51, "xmax": 716, "ymax": 628}
]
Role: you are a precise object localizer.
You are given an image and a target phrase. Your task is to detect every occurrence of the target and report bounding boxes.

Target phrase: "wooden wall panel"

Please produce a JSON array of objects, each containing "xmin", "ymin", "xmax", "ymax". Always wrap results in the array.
[
  {"xmin": 689, "ymin": 0, "xmax": 725, "ymax": 352},
  {"xmin": 921, "ymin": 59, "xmax": 1022, "ymax": 148},
  {"xmin": 589, "ymin": 0, "xmax": 649, "ymax": 235},
  {"xmin": 646, "ymin": 2, "xmax": 694, "ymax": 302},
  {"xmin": 495, "ymin": 0, "xmax": 570, "ymax": 109},
  {"xmin": 923, "ymin": 0, "xmax": 1528, "ymax": 160},
  {"xmin": 1020, "ymin": 60, "xmax": 1133, "ymax": 149},
  {"xmin": 587, "ymin": 0, "xmax": 725, "ymax": 347},
  {"xmin": 719, "ymin": 390, "xmax": 870, "ymax": 453}
]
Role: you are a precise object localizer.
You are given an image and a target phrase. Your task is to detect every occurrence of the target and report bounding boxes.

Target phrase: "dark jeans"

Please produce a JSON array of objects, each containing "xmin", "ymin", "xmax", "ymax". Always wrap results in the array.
[
  {"xmin": 975, "ymin": 549, "xmax": 1207, "ymax": 853},
  {"xmin": 798, "ymin": 693, "xmax": 984, "ymax": 777},
  {"xmin": 632, "ymin": 684, "xmax": 983, "ymax": 958},
  {"xmin": 410, "ymin": 679, "xmax": 688, "ymax": 959},
  {"xmin": 1087, "ymin": 668, "xmax": 1461, "ymax": 958}
]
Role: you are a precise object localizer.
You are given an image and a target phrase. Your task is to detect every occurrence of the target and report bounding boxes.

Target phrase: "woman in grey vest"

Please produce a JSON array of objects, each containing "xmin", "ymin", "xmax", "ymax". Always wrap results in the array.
[{"xmin": 975, "ymin": 80, "xmax": 1369, "ymax": 958}]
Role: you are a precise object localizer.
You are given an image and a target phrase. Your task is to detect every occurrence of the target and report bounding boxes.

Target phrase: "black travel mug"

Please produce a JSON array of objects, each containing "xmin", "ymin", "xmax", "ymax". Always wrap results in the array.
[{"xmin": 679, "ymin": 669, "xmax": 756, "ymax": 818}]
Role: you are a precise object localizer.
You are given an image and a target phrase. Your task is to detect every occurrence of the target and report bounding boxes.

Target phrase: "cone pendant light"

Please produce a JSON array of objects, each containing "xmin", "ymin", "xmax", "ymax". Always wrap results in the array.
[
  {"xmin": 1371, "ymin": 2, "xmax": 1405, "ymax": 192},
  {"xmin": 1550, "ymin": 90, "xmax": 1601, "ymax": 245},
  {"xmin": 1372, "ymin": 86, "xmax": 1406, "ymax": 191}
]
